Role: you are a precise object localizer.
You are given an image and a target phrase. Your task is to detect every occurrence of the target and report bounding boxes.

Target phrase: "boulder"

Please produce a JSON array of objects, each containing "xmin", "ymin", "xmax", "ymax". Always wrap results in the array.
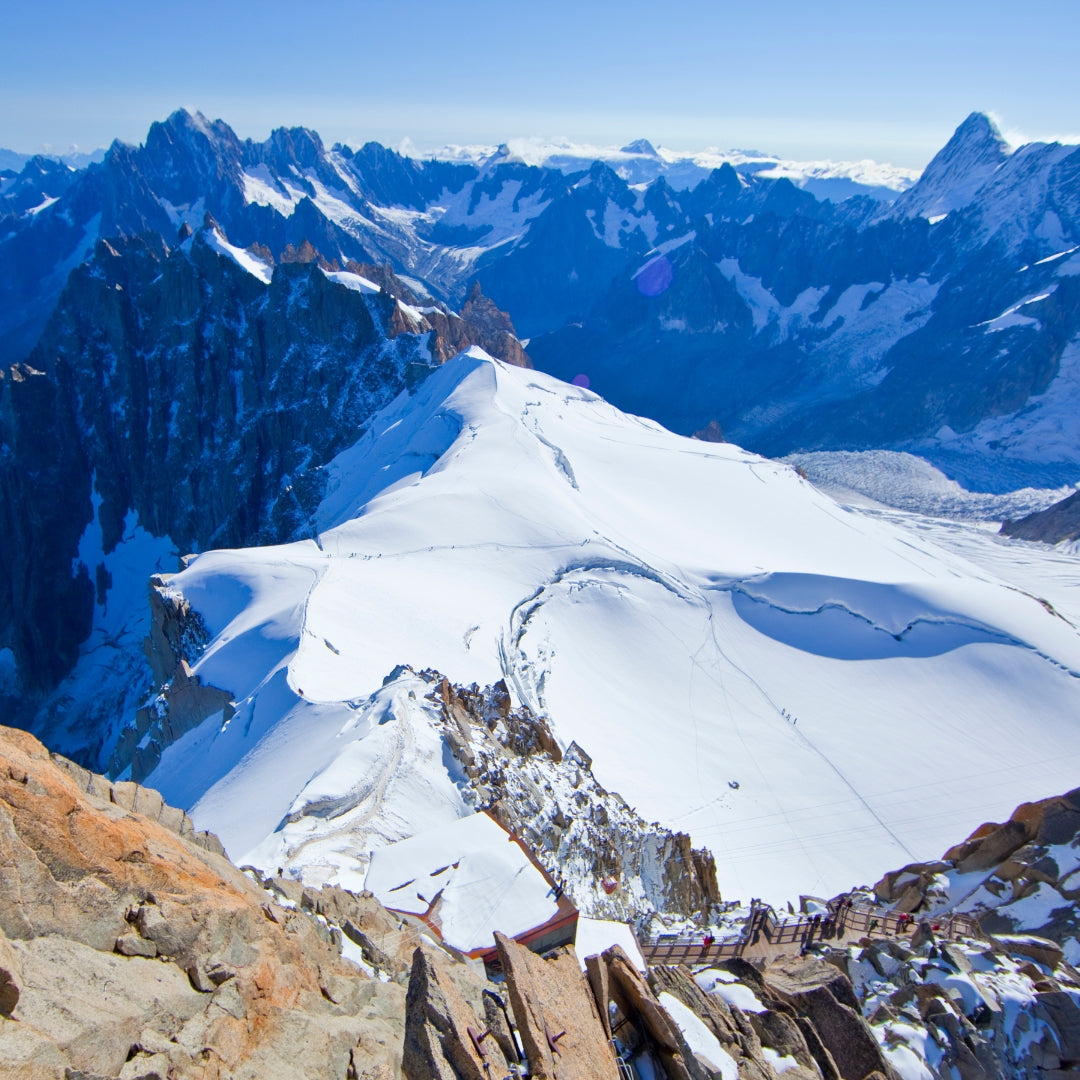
[
  {"xmin": 749, "ymin": 1009, "xmax": 825, "ymax": 1080},
  {"xmin": 873, "ymin": 862, "xmax": 950, "ymax": 906},
  {"xmin": 114, "ymin": 933, "xmax": 157, "ymax": 959},
  {"xmin": 991, "ymin": 934, "xmax": 1064, "ymax": 969},
  {"xmin": 0, "ymin": 925, "xmax": 21, "ymax": 1017},
  {"xmin": 763, "ymin": 956, "xmax": 898, "ymax": 1080},
  {"xmin": 495, "ymin": 931, "xmax": 620, "ymax": 1080},
  {"xmin": 949, "ymin": 820, "xmax": 1032, "ymax": 874}
]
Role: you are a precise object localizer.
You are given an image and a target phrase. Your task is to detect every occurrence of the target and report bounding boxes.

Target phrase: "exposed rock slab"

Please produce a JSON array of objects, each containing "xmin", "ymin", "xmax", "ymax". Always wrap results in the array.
[
  {"xmin": 763, "ymin": 956, "xmax": 898, "ymax": 1080},
  {"xmin": 0, "ymin": 725, "xmax": 408, "ymax": 1079},
  {"xmin": 401, "ymin": 946, "xmax": 496, "ymax": 1080},
  {"xmin": 495, "ymin": 931, "xmax": 619, "ymax": 1080}
]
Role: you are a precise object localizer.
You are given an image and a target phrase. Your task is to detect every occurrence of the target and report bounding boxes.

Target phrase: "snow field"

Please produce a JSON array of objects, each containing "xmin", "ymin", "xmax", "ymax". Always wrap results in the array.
[
  {"xmin": 143, "ymin": 352, "xmax": 1080, "ymax": 906},
  {"xmin": 573, "ymin": 918, "xmax": 647, "ymax": 970}
]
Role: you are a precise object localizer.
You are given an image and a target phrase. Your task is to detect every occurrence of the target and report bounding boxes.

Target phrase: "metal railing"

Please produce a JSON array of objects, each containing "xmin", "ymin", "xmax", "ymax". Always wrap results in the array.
[{"xmin": 640, "ymin": 900, "xmax": 982, "ymax": 965}]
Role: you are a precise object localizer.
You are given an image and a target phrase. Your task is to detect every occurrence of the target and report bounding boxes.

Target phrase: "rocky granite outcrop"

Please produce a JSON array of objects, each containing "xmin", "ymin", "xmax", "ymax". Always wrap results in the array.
[
  {"xmin": 8, "ymin": 717, "xmax": 1080, "ymax": 1080},
  {"xmin": 429, "ymin": 674, "xmax": 721, "ymax": 926},
  {"xmin": 452, "ymin": 282, "xmax": 532, "ymax": 369},
  {"xmin": 762, "ymin": 957, "xmax": 898, "ymax": 1080},
  {"xmin": 831, "ymin": 928, "xmax": 1080, "ymax": 1077},
  {"xmin": 403, "ymin": 935, "xmax": 629, "ymax": 1080},
  {"xmin": 263, "ymin": 877, "xmax": 425, "ymax": 984},
  {"xmin": 873, "ymin": 787, "xmax": 1080, "ymax": 952},
  {"xmin": 643, "ymin": 926, "xmax": 1080, "ymax": 1080},
  {"xmin": 0, "ymin": 724, "xmax": 414, "ymax": 1079},
  {"xmin": 348, "ymin": 264, "xmax": 531, "ymax": 369},
  {"xmin": 1001, "ymin": 489, "xmax": 1080, "ymax": 544},
  {"xmin": 107, "ymin": 574, "xmax": 233, "ymax": 782}
]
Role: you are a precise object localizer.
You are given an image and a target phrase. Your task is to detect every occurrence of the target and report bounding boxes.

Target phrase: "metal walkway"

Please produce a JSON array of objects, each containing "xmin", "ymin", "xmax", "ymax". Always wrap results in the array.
[{"xmin": 640, "ymin": 900, "xmax": 982, "ymax": 967}]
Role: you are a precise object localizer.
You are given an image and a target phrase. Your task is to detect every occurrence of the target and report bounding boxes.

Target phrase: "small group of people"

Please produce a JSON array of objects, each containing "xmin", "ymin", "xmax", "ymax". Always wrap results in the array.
[{"xmin": 684, "ymin": 899, "xmax": 947, "ymax": 966}]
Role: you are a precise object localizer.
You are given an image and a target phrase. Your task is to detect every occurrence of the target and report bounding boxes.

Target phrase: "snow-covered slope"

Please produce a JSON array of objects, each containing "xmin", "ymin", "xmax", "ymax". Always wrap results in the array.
[{"xmin": 139, "ymin": 353, "xmax": 1080, "ymax": 906}]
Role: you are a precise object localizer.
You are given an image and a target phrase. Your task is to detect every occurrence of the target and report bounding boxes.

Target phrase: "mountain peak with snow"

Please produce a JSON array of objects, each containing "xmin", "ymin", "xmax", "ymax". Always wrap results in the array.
[
  {"xmin": 928, "ymin": 110, "xmax": 1012, "ymax": 175},
  {"xmin": 890, "ymin": 110, "xmax": 1012, "ymax": 221},
  {"xmin": 150, "ymin": 107, "xmax": 239, "ymax": 153},
  {"xmin": 619, "ymin": 138, "xmax": 660, "ymax": 158}
]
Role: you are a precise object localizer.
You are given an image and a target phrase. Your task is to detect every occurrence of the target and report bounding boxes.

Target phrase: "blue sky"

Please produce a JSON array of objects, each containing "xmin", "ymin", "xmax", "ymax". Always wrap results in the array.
[{"xmin": 3, "ymin": 0, "xmax": 1077, "ymax": 167}]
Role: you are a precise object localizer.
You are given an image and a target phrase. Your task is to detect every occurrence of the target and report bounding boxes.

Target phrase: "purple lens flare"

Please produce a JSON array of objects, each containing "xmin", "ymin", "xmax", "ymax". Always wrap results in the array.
[{"xmin": 635, "ymin": 255, "xmax": 673, "ymax": 297}]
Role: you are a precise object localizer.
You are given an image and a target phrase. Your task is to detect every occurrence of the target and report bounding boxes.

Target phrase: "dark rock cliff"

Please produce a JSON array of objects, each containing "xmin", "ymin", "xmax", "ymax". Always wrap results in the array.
[
  {"xmin": 1001, "ymin": 488, "xmax": 1080, "ymax": 543},
  {"xmin": 0, "ymin": 222, "xmax": 528, "ymax": 719}
]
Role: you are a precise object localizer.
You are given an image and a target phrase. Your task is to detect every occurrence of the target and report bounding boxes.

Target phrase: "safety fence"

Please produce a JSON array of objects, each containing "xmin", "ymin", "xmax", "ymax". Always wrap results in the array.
[{"xmin": 640, "ymin": 899, "xmax": 982, "ymax": 966}]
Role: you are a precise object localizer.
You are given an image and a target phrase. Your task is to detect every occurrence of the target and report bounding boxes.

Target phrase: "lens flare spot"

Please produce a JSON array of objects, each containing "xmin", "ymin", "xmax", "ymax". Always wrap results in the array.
[{"xmin": 635, "ymin": 255, "xmax": 674, "ymax": 297}]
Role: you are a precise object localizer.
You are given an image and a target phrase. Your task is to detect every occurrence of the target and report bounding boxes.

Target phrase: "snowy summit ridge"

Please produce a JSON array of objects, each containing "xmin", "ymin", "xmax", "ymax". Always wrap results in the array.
[{"xmin": 136, "ymin": 351, "xmax": 1080, "ymax": 906}]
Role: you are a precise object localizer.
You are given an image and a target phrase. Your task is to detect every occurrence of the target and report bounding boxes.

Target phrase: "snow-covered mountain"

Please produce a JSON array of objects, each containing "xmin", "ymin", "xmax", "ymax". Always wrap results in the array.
[
  {"xmin": 4, "ymin": 105, "xmax": 1080, "ymax": 775},
  {"xmin": 0, "ymin": 154, "xmax": 81, "ymax": 217},
  {"xmin": 4, "ymin": 108, "xmax": 1080, "ymax": 1077},
  {"xmin": 883, "ymin": 112, "xmax": 1013, "ymax": 222},
  {"xmin": 0, "ymin": 146, "xmax": 104, "ymax": 173},
  {"xmin": 125, "ymin": 352, "xmax": 1080, "ymax": 906},
  {"xmin": 526, "ymin": 113, "xmax": 1080, "ymax": 486}
]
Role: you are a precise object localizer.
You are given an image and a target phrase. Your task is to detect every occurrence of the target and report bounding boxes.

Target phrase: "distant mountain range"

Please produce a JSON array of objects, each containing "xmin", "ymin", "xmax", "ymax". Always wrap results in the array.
[
  {"xmin": 2, "ymin": 106, "xmax": 1079, "ymax": 727},
  {"xmin": 0, "ymin": 146, "xmax": 104, "ymax": 172},
  {"xmin": 413, "ymin": 134, "xmax": 919, "ymax": 200},
  {"xmin": 3, "ymin": 109, "xmax": 1078, "ymax": 490}
]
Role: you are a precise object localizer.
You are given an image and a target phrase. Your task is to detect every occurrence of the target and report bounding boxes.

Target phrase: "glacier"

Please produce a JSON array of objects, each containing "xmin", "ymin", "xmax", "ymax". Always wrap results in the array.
[{"xmin": 137, "ymin": 352, "xmax": 1080, "ymax": 905}]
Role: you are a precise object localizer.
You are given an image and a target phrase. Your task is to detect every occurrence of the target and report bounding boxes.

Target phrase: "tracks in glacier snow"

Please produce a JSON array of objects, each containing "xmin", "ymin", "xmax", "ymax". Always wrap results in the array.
[
  {"xmin": 498, "ymin": 543, "xmax": 928, "ymax": 873},
  {"xmin": 285, "ymin": 695, "xmax": 416, "ymax": 860}
]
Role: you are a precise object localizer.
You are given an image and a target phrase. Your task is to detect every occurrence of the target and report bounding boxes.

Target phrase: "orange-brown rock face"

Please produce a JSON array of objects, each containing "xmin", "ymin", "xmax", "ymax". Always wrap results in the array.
[
  {"xmin": 494, "ymin": 932, "xmax": 620, "ymax": 1080},
  {"xmin": 350, "ymin": 262, "xmax": 531, "ymax": 370},
  {"xmin": 0, "ymin": 725, "xmax": 406, "ymax": 1079}
]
